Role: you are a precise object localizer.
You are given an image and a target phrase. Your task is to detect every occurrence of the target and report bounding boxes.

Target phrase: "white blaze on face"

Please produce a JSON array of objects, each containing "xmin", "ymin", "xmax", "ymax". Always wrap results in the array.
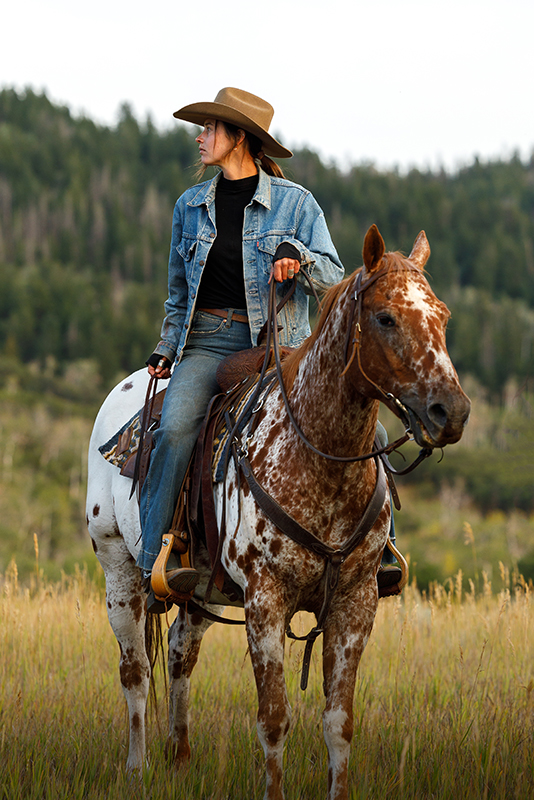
[{"xmin": 403, "ymin": 279, "xmax": 457, "ymax": 378}]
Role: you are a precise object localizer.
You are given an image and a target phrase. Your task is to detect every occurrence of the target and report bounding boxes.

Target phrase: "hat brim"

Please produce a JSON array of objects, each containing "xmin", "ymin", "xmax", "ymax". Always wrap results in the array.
[{"xmin": 173, "ymin": 101, "xmax": 293, "ymax": 159}]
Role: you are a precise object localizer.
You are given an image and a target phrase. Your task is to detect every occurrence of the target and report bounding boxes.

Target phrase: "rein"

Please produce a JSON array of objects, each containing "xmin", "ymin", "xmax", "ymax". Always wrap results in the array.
[
  {"xmin": 226, "ymin": 267, "xmax": 431, "ymax": 689},
  {"xmin": 176, "ymin": 265, "xmax": 433, "ymax": 682},
  {"xmin": 263, "ymin": 269, "xmax": 432, "ymax": 472},
  {"xmin": 130, "ymin": 373, "xmax": 160, "ymax": 501}
]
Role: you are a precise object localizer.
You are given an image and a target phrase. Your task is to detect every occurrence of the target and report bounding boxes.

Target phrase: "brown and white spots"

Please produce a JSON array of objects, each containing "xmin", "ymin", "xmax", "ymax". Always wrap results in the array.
[
  {"xmin": 227, "ymin": 538, "xmax": 237, "ymax": 563},
  {"xmin": 269, "ymin": 537, "xmax": 283, "ymax": 557},
  {"xmin": 171, "ymin": 639, "xmax": 202, "ymax": 680},
  {"xmin": 86, "ymin": 225, "xmax": 470, "ymax": 795},
  {"xmin": 119, "ymin": 645, "xmax": 147, "ymax": 690},
  {"xmin": 129, "ymin": 594, "xmax": 143, "ymax": 623}
]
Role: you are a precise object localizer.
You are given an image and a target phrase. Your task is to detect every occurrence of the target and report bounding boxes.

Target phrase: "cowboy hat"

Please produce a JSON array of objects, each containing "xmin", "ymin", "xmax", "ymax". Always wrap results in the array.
[{"xmin": 173, "ymin": 87, "xmax": 292, "ymax": 159}]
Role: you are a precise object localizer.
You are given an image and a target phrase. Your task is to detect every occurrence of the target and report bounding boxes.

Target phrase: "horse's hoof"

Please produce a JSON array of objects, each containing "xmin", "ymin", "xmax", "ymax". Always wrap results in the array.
[{"xmin": 165, "ymin": 738, "xmax": 191, "ymax": 767}]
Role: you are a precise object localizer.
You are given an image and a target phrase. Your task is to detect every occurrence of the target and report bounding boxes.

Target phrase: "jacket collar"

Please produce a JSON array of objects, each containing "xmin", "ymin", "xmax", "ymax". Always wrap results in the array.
[{"xmin": 187, "ymin": 166, "xmax": 271, "ymax": 210}]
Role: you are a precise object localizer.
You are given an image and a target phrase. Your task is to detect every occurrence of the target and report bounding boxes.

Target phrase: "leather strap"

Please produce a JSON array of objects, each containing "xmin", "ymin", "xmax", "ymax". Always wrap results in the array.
[
  {"xmin": 237, "ymin": 445, "xmax": 388, "ymax": 689},
  {"xmin": 237, "ymin": 452, "xmax": 387, "ymax": 565},
  {"xmin": 186, "ymin": 599, "xmax": 245, "ymax": 626},
  {"xmin": 130, "ymin": 374, "xmax": 159, "ymax": 499},
  {"xmin": 198, "ymin": 308, "xmax": 249, "ymax": 324}
]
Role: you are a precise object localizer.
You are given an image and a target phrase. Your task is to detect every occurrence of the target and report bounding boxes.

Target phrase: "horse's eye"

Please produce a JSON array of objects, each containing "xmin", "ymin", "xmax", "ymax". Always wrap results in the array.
[{"xmin": 377, "ymin": 313, "xmax": 395, "ymax": 328}]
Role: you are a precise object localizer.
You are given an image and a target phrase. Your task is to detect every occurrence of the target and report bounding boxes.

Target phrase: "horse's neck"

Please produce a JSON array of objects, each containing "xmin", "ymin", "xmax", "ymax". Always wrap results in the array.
[
  {"xmin": 289, "ymin": 323, "xmax": 379, "ymax": 462},
  {"xmin": 274, "ymin": 368, "xmax": 380, "ymax": 541}
]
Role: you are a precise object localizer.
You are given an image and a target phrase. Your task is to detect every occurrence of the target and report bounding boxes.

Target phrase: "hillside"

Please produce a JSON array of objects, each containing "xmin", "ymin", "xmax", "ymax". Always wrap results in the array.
[
  {"xmin": 1, "ymin": 86, "xmax": 534, "ymax": 586},
  {"xmin": 1, "ymin": 87, "xmax": 534, "ymax": 395}
]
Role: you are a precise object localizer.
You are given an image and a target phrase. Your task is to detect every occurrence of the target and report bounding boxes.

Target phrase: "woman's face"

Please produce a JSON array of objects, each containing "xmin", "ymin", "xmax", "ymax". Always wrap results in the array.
[{"xmin": 196, "ymin": 119, "xmax": 234, "ymax": 168}]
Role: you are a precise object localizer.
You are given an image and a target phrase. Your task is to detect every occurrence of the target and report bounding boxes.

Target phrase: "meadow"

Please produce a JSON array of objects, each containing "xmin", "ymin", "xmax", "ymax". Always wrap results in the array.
[{"xmin": 1, "ymin": 563, "xmax": 533, "ymax": 800}]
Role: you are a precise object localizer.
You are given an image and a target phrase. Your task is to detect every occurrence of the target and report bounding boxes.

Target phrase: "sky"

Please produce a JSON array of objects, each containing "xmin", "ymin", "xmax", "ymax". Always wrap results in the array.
[{"xmin": 2, "ymin": 0, "xmax": 533, "ymax": 173}]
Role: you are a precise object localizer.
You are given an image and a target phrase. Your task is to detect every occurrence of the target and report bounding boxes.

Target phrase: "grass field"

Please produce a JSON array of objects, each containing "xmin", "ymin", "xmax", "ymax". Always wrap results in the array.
[{"xmin": 1, "ymin": 563, "xmax": 534, "ymax": 800}]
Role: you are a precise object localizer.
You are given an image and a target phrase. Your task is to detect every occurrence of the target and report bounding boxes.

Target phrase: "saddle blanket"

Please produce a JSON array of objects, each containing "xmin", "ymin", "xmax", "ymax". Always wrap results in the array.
[
  {"xmin": 99, "ymin": 376, "xmax": 269, "ymax": 484},
  {"xmin": 99, "ymin": 410, "xmax": 142, "ymax": 470}
]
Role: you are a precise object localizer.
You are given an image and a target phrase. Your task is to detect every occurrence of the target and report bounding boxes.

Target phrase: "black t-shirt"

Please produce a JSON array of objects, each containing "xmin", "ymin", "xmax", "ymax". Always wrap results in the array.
[{"xmin": 196, "ymin": 173, "xmax": 258, "ymax": 310}]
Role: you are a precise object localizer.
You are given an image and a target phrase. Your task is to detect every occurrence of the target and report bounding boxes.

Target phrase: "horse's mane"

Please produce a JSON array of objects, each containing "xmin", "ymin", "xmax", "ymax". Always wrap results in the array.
[
  {"xmin": 281, "ymin": 251, "xmax": 417, "ymax": 392},
  {"xmin": 281, "ymin": 274, "xmax": 354, "ymax": 391}
]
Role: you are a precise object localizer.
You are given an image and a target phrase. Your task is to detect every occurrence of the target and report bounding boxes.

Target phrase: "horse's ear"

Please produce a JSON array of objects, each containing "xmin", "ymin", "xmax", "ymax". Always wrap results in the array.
[
  {"xmin": 362, "ymin": 224, "xmax": 386, "ymax": 274},
  {"xmin": 408, "ymin": 231, "xmax": 431, "ymax": 270}
]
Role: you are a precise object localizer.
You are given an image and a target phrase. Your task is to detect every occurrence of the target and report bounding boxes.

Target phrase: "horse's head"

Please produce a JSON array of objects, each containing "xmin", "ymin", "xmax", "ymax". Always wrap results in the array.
[{"xmin": 346, "ymin": 224, "xmax": 471, "ymax": 448}]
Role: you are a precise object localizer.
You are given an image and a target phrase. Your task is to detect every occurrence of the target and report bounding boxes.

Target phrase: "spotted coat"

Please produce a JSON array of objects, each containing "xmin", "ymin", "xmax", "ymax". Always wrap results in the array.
[{"xmin": 86, "ymin": 225, "xmax": 470, "ymax": 799}]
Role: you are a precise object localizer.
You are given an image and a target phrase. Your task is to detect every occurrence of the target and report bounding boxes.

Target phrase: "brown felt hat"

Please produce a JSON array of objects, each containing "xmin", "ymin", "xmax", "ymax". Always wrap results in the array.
[{"xmin": 173, "ymin": 87, "xmax": 293, "ymax": 159}]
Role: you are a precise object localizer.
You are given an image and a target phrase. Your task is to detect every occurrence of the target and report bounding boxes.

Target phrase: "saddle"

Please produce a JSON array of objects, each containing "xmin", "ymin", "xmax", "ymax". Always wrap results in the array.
[{"xmin": 132, "ymin": 346, "xmax": 294, "ymax": 606}]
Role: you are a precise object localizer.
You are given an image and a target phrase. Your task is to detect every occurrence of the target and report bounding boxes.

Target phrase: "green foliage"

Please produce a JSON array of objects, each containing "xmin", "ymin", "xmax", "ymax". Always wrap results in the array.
[
  {"xmin": 395, "ymin": 388, "xmax": 534, "ymax": 515},
  {"xmin": 0, "ymin": 390, "xmax": 95, "ymax": 579},
  {"xmin": 1, "ymin": 87, "xmax": 534, "ymax": 398},
  {"xmin": 2, "ymin": 86, "xmax": 534, "ymax": 551}
]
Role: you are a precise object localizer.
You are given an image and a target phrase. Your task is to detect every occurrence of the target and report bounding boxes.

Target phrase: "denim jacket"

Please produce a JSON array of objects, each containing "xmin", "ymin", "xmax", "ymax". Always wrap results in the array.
[{"xmin": 154, "ymin": 167, "xmax": 344, "ymax": 364}]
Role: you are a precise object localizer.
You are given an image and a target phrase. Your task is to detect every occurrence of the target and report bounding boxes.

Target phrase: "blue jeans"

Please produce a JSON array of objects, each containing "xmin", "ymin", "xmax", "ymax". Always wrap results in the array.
[
  {"xmin": 136, "ymin": 310, "xmax": 252, "ymax": 573},
  {"xmin": 136, "ymin": 313, "xmax": 398, "ymax": 573},
  {"xmin": 376, "ymin": 419, "xmax": 397, "ymax": 564}
]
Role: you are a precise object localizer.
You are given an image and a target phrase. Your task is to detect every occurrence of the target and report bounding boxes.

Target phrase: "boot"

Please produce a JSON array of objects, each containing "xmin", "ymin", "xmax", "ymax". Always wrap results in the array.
[
  {"xmin": 141, "ymin": 572, "xmax": 168, "ymax": 615},
  {"xmin": 377, "ymin": 563, "xmax": 402, "ymax": 597},
  {"xmin": 151, "ymin": 532, "xmax": 200, "ymax": 605}
]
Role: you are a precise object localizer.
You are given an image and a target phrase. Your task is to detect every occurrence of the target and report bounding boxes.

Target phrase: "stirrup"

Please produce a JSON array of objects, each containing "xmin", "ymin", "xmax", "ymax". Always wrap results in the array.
[
  {"xmin": 386, "ymin": 538, "xmax": 408, "ymax": 590},
  {"xmin": 151, "ymin": 532, "xmax": 199, "ymax": 603},
  {"xmin": 377, "ymin": 539, "xmax": 409, "ymax": 598}
]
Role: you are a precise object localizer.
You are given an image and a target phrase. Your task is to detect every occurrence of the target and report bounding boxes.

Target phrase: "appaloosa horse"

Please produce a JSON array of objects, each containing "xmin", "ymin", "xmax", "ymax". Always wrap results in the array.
[{"xmin": 86, "ymin": 224, "xmax": 470, "ymax": 799}]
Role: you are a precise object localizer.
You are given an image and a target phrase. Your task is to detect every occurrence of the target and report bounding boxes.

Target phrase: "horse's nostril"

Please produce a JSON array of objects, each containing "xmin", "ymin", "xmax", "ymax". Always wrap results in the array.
[{"xmin": 428, "ymin": 403, "xmax": 448, "ymax": 428}]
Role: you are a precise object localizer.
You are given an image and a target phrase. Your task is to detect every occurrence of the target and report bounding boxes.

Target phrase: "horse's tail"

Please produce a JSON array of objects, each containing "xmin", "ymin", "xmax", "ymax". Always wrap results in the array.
[{"xmin": 145, "ymin": 613, "xmax": 167, "ymax": 719}]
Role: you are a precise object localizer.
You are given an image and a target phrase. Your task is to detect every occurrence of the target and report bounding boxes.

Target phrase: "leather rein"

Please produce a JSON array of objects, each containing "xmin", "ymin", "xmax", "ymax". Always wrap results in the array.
[
  {"xmin": 137, "ymin": 264, "xmax": 434, "ymax": 689},
  {"xmin": 220, "ymin": 265, "xmax": 433, "ymax": 689},
  {"xmin": 271, "ymin": 266, "xmax": 433, "ymax": 472}
]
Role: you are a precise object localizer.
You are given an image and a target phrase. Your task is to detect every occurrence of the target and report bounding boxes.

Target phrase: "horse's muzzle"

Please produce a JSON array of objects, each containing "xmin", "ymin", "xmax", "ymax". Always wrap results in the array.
[{"xmin": 404, "ymin": 392, "xmax": 471, "ymax": 448}]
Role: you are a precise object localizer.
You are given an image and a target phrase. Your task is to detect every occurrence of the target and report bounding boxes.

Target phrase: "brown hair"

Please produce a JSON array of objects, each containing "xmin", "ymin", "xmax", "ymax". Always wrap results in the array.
[{"xmin": 194, "ymin": 120, "xmax": 286, "ymax": 181}]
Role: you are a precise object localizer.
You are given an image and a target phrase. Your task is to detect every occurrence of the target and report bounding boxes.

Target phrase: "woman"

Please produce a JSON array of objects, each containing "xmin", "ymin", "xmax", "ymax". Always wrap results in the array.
[
  {"xmin": 137, "ymin": 87, "xmax": 344, "ymax": 605},
  {"xmin": 137, "ymin": 87, "xmax": 399, "ymax": 610}
]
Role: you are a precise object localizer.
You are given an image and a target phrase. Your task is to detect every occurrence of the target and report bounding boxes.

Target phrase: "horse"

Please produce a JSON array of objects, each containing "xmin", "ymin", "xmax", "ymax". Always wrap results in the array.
[{"xmin": 86, "ymin": 224, "xmax": 470, "ymax": 799}]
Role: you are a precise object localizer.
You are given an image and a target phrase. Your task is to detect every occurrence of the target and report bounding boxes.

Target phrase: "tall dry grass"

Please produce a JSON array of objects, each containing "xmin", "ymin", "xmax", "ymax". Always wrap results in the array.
[{"xmin": 1, "ymin": 561, "xmax": 534, "ymax": 799}]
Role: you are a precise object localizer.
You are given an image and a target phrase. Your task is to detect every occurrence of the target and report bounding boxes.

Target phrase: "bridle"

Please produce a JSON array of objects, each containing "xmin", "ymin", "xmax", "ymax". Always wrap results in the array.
[
  {"xmin": 224, "ymin": 264, "xmax": 433, "ymax": 688},
  {"xmin": 256, "ymin": 265, "xmax": 433, "ymax": 474},
  {"xmin": 196, "ymin": 263, "xmax": 435, "ymax": 680}
]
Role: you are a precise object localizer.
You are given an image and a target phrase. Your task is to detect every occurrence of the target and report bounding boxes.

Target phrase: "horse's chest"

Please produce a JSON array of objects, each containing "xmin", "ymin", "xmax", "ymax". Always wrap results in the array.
[{"xmin": 219, "ymin": 453, "xmax": 388, "ymax": 607}]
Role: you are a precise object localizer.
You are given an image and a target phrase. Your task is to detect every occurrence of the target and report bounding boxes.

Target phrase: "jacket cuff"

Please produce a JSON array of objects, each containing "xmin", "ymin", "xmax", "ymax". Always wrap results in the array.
[
  {"xmin": 273, "ymin": 242, "xmax": 301, "ymax": 263},
  {"xmin": 151, "ymin": 341, "xmax": 176, "ymax": 363}
]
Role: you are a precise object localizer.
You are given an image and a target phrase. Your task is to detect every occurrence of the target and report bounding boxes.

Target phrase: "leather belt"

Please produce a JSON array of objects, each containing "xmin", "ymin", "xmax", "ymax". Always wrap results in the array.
[{"xmin": 199, "ymin": 308, "xmax": 249, "ymax": 324}]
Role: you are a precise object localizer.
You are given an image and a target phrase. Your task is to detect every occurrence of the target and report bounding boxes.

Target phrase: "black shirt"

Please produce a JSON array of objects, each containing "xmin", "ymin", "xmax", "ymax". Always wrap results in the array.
[{"xmin": 196, "ymin": 173, "xmax": 258, "ymax": 310}]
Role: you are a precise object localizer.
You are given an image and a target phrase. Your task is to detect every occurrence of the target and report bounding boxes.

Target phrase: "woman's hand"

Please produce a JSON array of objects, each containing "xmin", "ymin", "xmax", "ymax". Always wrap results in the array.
[
  {"xmin": 271, "ymin": 257, "xmax": 301, "ymax": 283},
  {"xmin": 147, "ymin": 356, "xmax": 172, "ymax": 379}
]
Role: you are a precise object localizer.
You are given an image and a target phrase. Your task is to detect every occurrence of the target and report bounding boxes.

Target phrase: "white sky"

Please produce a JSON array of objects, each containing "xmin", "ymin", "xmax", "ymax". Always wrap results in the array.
[{"xmin": 2, "ymin": 0, "xmax": 533, "ymax": 172}]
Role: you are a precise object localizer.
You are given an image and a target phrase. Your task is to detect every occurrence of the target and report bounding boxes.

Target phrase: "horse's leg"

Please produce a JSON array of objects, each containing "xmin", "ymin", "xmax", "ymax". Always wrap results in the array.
[
  {"xmin": 92, "ymin": 534, "xmax": 150, "ymax": 772},
  {"xmin": 246, "ymin": 586, "xmax": 291, "ymax": 800},
  {"xmin": 166, "ymin": 607, "xmax": 214, "ymax": 766},
  {"xmin": 322, "ymin": 591, "xmax": 378, "ymax": 800}
]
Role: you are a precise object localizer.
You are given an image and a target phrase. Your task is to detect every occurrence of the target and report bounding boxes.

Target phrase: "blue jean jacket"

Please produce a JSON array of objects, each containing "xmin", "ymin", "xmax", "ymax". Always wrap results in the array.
[{"xmin": 153, "ymin": 167, "xmax": 345, "ymax": 364}]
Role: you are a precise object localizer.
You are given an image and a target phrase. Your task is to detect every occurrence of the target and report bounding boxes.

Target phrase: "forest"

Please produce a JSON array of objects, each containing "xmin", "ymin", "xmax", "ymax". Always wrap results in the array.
[{"xmin": 1, "ymin": 86, "xmax": 534, "ymax": 585}]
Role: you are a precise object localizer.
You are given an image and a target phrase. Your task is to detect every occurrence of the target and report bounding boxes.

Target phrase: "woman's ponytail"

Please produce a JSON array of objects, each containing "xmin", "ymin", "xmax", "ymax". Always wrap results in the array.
[{"xmin": 255, "ymin": 152, "xmax": 285, "ymax": 178}]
